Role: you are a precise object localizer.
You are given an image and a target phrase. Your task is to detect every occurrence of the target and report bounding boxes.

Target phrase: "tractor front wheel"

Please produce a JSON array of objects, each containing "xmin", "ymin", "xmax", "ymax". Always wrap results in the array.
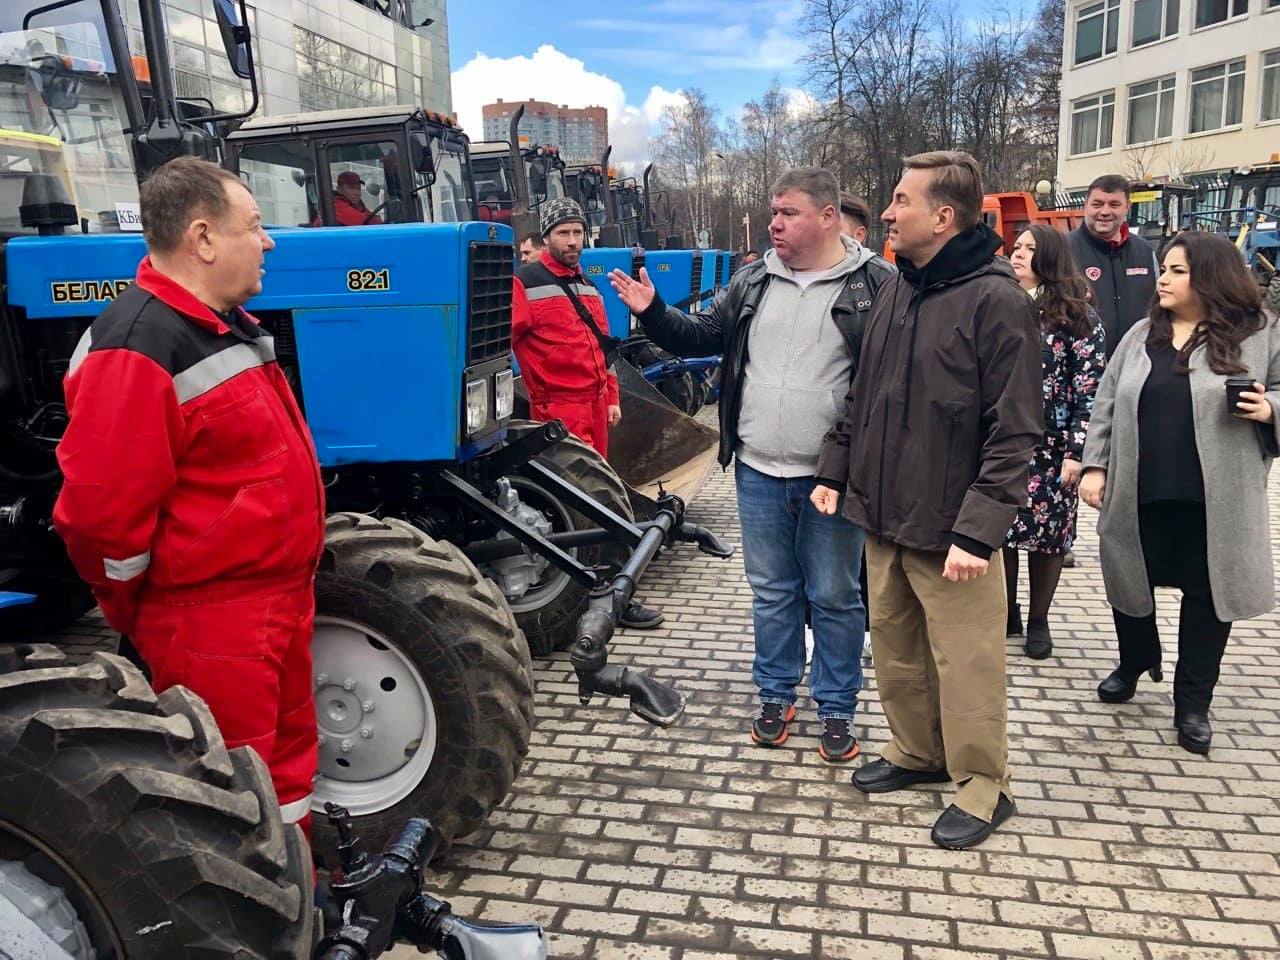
[{"xmin": 310, "ymin": 513, "xmax": 533, "ymax": 866}]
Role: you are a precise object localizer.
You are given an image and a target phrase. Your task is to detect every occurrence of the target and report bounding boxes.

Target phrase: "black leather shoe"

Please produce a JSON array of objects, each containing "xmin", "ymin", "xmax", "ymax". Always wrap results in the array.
[
  {"xmin": 1024, "ymin": 617, "xmax": 1052, "ymax": 659},
  {"xmin": 1097, "ymin": 665, "xmax": 1162, "ymax": 703},
  {"xmin": 852, "ymin": 757, "xmax": 950, "ymax": 794},
  {"xmin": 1006, "ymin": 603, "xmax": 1024, "ymax": 638},
  {"xmin": 931, "ymin": 793, "xmax": 1016, "ymax": 850},
  {"xmin": 1175, "ymin": 710, "xmax": 1212, "ymax": 755},
  {"xmin": 619, "ymin": 601, "xmax": 664, "ymax": 629}
]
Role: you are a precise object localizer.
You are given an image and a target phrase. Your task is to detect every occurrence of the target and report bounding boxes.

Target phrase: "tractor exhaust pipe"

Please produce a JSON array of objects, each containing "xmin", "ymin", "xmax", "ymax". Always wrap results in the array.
[
  {"xmin": 642, "ymin": 163, "xmax": 655, "ymax": 229},
  {"xmin": 598, "ymin": 145, "xmax": 623, "ymax": 248},
  {"xmin": 507, "ymin": 104, "xmax": 538, "ymax": 239}
]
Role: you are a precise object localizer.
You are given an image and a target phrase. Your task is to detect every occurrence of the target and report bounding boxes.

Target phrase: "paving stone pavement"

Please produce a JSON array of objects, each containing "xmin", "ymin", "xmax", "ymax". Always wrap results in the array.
[
  {"xmin": 34, "ymin": 438, "xmax": 1280, "ymax": 959},
  {"xmin": 396, "ymin": 459, "xmax": 1280, "ymax": 960}
]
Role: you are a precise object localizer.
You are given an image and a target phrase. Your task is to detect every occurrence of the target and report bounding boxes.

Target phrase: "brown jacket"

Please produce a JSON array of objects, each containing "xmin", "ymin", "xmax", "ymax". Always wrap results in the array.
[{"xmin": 816, "ymin": 224, "xmax": 1043, "ymax": 556}]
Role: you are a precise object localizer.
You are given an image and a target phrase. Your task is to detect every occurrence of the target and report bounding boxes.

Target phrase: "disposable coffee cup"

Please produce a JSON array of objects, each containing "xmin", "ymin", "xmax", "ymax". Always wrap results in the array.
[{"xmin": 1226, "ymin": 377, "xmax": 1255, "ymax": 416}]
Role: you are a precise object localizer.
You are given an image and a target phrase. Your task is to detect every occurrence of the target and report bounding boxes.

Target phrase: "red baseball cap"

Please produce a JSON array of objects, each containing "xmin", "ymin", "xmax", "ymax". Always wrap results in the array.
[{"xmin": 336, "ymin": 171, "xmax": 364, "ymax": 187}]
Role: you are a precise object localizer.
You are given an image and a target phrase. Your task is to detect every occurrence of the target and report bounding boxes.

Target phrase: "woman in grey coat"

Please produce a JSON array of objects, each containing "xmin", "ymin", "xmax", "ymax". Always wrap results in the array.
[{"xmin": 1079, "ymin": 231, "xmax": 1280, "ymax": 755}]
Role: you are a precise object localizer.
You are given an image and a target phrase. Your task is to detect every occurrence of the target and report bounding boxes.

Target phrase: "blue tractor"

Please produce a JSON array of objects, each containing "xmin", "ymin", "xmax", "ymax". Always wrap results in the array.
[
  {"xmin": 0, "ymin": 1, "xmax": 731, "ymax": 952},
  {"xmin": 1180, "ymin": 161, "xmax": 1280, "ymax": 309}
]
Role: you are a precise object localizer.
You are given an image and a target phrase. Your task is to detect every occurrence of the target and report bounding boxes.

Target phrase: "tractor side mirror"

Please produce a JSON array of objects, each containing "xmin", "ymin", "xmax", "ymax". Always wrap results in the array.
[
  {"xmin": 213, "ymin": 0, "xmax": 254, "ymax": 79},
  {"xmin": 31, "ymin": 61, "xmax": 82, "ymax": 112},
  {"xmin": 409, "ymin": 131, "xmax": 435, "ymax": 177}
]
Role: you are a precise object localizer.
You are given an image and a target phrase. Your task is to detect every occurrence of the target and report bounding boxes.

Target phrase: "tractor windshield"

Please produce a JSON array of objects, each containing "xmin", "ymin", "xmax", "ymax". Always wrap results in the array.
[
  {"xmin": 424, "ymin": 136, "xmax": 473, "ymax": 222},
  {"xmin": 471, "ymin": 153, "xmax": 513, "ymax": 223},
  {"xmin": 0, "ymin": 4, "xmax": 139, "ymax": 234}
]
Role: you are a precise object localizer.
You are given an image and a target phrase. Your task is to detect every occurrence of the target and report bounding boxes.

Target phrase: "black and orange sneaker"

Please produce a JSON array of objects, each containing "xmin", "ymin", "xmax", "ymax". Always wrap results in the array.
[
  {"xmin": 818, "ymin": 717, "xmax": 860, "ymax": 762},
  {"xmin": 751, "ymin": 702, "xmax": 796, "ymax": 746}
]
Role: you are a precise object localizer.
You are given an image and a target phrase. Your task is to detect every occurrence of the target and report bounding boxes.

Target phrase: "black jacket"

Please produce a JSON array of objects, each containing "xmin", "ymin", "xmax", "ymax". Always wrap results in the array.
[
  {"xmin": 816, "ymin": 223, "xmax": 1043, "ymax": 558},
  {"xmin": 1067, "ymin": 225, "xmax": 1158, "ymax": 356},
  {"xmin": 636, "ymin": 252, "xmax": 897, "ymax": 468}
]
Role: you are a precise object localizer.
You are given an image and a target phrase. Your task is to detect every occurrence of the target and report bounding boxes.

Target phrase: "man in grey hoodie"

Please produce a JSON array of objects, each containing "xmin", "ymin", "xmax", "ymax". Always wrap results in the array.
[{"xmin": 610, "ymin": 168, "xmax": 895, "ymax": 761}]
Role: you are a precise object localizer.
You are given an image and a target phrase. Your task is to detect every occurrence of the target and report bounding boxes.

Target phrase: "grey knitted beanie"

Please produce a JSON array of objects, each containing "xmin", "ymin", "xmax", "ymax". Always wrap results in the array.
[{"xmin": 540, "ymin": 196, "xmax": 588, "ymax": 237}]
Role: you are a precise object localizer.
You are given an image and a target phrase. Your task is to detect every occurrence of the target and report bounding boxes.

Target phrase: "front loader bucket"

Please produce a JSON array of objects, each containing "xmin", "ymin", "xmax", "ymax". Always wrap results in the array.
[{"xmin": 608, "ymin": 361, "xmax": 719, "ymax": 516}]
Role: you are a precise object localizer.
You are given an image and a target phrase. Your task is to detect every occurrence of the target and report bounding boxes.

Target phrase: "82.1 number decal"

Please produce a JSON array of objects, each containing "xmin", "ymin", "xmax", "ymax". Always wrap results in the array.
[{"xmin": 346, "ymin": 268, "xmax": 391, "ymax": 292}]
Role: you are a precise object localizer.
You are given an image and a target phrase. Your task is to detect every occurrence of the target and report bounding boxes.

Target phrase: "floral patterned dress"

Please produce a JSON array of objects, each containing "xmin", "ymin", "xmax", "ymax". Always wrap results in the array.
[{"xmin": 1005, "ymin": 303, "xmax": 1106, "ymax": 554}]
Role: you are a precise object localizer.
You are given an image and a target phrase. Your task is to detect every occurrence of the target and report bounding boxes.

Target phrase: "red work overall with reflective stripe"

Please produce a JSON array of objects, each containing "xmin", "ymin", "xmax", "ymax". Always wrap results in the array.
[
  {"xmin": 512, "ymin": 249, "xmax": 619, "ymax": 457},
  {"xmin": 54, "ymin": 257, "xmax": 326, "ymax": 833}
]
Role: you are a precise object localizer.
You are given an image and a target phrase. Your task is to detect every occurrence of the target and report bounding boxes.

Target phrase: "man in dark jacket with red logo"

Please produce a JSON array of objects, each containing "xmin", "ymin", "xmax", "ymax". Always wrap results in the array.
[
  {"xmin": 813, "ymin": 151, "xmax": 1042, "ymax": 849},
  {"xmin": 54, "ymin": 157, "xmax": 325, "ymax": 835},
  {"xmin": 512, "ymin": 197, "xmax": 661, "ymax": 629},
  {"xmin": 1067, "ymin": 174, "xmax": 1158, "ymax": 356}
]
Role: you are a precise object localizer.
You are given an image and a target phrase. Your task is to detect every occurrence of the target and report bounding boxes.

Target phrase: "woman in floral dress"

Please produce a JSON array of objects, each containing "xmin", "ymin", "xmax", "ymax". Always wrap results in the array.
[{"xmin": 1003, "ymin": 224, "xmax": 1106, "ymax": 658}]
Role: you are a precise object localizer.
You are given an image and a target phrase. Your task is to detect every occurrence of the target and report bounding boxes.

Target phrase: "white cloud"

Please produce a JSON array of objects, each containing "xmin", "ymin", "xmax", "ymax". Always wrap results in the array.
[
  {"xmin": 450, "ymin": 44, "xmax": 683, "ymax": 171},
  {"xmin": 783, "ymin": 87, "xmax": 819, "ymax": 118}
]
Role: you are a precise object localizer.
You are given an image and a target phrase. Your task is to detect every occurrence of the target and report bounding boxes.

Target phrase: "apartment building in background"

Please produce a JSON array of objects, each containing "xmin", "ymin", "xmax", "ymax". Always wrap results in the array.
[
  {"xmin": 1057, "ymin": 0, "xmax": 1279, "ymax": 190},
  {"xmin": 116, "ymin": 0, "xmax": 451, "ymax": 119},
  {"xmin": 481, "ymin": 99, "xmax": 608, "ymax": 164}
]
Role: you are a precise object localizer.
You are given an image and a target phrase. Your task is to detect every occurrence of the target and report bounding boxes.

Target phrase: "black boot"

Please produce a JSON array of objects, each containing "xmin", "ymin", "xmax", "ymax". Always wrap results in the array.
[
  {"xmin": 619, "ymin": 600, "xmax": 664, "ymax": 629},
  {"xmin": 1097, "ymin": 664, "xmax": 1163, "ymax": 703},
  {"xmin": 1174, "ymin": 707, "xmax": 1212, "ymax": 755},
  {"xmin": 1024, "ymin": 617, "xmax": 1052, "ymax": 659},
  {"xmin": 1006, "ymin": 602, "xmax": 1024, "ymax": 638}
]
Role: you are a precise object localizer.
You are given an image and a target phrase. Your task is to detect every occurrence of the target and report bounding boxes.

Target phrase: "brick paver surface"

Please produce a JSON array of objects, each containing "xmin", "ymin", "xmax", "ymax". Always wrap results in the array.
[
  {"xmin": 406, "ymin": 459, "xmax": 1280, "ymax": 959},
  {"xmin": 38, "ymin": 427, "xmax": 1280, "ymax": 958}
]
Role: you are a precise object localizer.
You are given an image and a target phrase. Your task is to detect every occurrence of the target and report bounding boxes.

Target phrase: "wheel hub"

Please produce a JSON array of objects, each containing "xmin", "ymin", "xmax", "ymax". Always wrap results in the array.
[
  {"xmin": 483, "ymin": 477, "xmax": 573, "ymax": 612},
  {"xmin": 487, "ymin": 478, "xmax": 554, "ymax": 599},
  {"xmin": 311, "ymin": 617, "xmax": 438, "ymax": 818}
]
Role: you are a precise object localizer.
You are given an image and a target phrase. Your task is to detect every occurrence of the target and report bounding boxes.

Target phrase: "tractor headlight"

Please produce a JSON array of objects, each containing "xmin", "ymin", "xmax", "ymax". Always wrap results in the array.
[
  {"xmin": 465, "ymin": 378, "xmax": 489, "ymax": 436},
  {"xmin": 494, "ymin": 369, "xmax": 514, "ymax": 421}
]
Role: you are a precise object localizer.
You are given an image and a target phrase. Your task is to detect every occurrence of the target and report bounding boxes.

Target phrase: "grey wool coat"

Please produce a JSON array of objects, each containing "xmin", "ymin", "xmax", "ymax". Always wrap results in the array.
[{"xmin": 1082, "ymin": 316, "xmax": 1280, "ymax": 622}]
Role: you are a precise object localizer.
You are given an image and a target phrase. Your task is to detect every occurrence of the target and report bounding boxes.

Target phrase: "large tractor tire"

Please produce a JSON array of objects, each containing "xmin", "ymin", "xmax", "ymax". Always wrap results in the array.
[
  {"xmin": 311, "ymin": 513, "xmax": 533, "ymax": 867},
  {"xmin": 488, "ymin": 420, "xmax": 633, "ymax": 657},
  {"xmin": 0, "ymin": 645, "xmax": 314, "ymax": 959},
  {"xmin": 1266, "ymin": 273, "xmax": 1280, "ymax": 314}
]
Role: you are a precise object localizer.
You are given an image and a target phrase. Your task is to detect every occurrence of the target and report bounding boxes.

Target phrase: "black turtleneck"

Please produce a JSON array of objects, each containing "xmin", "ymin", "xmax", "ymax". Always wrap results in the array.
[{"xmin": 895, "ymin": 221, "xmax": 1005, "ymax": 290}]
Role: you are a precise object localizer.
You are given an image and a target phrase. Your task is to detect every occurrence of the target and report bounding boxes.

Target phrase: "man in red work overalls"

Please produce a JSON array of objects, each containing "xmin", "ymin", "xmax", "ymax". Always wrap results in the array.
[
  {"xmin": 332, "ymin": 170, "xmax": 383, "ymax": 226},
  {"xmin": 54, "ymin": 157, "xmax": 325, "ymax": 835},
  {"xmin": 511, "ymin": 197, "xmax": 662, "ymax": 629}
]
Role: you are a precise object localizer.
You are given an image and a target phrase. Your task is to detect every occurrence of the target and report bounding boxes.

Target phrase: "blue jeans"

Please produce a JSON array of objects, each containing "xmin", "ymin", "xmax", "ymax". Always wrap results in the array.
[{"xmin": 734, "ymin": 461, "xmax": 866, "ymax": 719}]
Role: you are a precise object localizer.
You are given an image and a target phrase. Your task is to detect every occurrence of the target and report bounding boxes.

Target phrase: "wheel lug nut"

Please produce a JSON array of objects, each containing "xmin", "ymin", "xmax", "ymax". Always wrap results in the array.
[
  {"xmin": 342, "ymin": 678, "xmax": 356, "ymax": 691},
  {"xmin": 315, "ymin": 673, "xmax": 328, "ymax": 688},
  {"xmin": 362, "ymin": 700, "xmax": 375, "ymax": 713},
  {"xmin": 340, "ymin": 739, "xmax": 353, "ymax": 753},
  {"xmin": 318, "ymin": 734, "xmax": 328, "ymax": 747},
  {"xmin": 360, "ymin": 727, "xmax": 373, "ymax": 739}
]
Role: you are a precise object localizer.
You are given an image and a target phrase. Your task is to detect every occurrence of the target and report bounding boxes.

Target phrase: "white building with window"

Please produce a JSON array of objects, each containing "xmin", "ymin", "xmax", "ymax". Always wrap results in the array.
[{"xmin": 1057, "ymin": 0, "xmax": 1280, "ymax": 190}]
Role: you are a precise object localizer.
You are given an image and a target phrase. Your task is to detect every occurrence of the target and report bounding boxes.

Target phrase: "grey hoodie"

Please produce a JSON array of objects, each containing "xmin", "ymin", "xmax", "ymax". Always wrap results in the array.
[{"xmin": 736, "ymin": 235, "xmax": 876, "ymax": 477}]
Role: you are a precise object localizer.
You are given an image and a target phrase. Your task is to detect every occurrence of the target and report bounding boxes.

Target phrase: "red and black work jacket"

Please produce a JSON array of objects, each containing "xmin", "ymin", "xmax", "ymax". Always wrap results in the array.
[
  {"xmin": 333, "ymin": 195, "xmax": 382, "ymax": 226},
  {"xmin": 512, "ymin": 248, "xmax": 619, "ymax": 406},
  {"xmin": 53, "ymin": 257, "xmax": 325, "ymax": 634}
]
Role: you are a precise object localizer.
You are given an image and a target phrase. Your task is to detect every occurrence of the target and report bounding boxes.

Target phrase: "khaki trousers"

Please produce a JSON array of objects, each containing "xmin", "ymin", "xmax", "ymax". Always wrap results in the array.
[{"xmin": 865, "ymin": 536, "xmax": 1011, "ymax": 820}]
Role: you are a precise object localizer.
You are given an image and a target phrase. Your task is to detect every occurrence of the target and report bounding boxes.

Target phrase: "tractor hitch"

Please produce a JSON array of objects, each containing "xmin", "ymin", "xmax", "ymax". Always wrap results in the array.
[{"xmin": 317, "ymin": 804, "xmax": 547, "ymax": 960}]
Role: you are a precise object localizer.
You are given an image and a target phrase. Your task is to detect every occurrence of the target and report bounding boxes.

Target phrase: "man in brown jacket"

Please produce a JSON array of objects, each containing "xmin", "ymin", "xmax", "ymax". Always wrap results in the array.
[{"xmin": 812, "ymin": 151, "xmax": 1042, "ymax": 849}]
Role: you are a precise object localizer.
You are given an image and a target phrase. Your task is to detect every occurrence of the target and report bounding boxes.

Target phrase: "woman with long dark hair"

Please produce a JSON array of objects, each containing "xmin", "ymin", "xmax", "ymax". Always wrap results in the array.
[
  {"xmin": 1080, "ymin": 231, "xmax": 1280, "ymax": 754},
  {"xmin": 1004, "ymin": 225, "xmax": 1106, "ymax": 658}
]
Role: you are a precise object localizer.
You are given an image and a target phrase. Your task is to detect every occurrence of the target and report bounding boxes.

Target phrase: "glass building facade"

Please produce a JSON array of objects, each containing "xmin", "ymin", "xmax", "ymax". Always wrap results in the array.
[{"xmin": 117, "ymin": 0, "xmax": 451, "ymax": 119}]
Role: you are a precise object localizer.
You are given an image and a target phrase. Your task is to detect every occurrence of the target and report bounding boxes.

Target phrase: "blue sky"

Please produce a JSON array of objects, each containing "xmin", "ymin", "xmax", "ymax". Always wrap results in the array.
[{"xmin": 447, "ymin": 0, "xmax": 807, "ymax": 168}]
